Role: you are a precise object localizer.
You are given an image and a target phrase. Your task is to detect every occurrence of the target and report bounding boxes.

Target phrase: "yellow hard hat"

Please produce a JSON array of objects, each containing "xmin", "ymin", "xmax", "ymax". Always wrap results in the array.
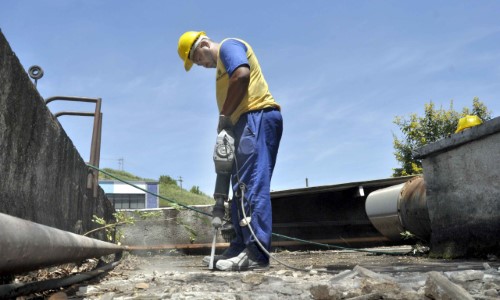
[
  {"xmin": 177, "ymin": 31, "xmax": 206, "ymax": 71},
  {"xmin": 455, "ymin": 115, "xmax": 483, "ymax": 133}
]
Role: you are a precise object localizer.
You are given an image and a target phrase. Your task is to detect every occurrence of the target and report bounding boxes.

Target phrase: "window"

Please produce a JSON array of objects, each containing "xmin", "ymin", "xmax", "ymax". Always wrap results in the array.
[{"xmin": 106, "ymin": 193, "xmax": 145, "ymax": 209}]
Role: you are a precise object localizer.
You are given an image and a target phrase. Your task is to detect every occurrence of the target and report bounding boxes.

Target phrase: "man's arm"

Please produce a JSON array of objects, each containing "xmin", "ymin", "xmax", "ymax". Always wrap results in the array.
[{"xmin": 220, "ymin": 66, "xmax": 250, "ymax": 117}]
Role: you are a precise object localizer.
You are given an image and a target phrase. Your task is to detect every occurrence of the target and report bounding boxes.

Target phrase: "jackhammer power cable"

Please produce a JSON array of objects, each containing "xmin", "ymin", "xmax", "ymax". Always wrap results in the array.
[
  {"xmin": 0, "ymin": 255, "xmax": 122, "ymax": 299},
  {"xmin": 232, "ymin": 155, "xmax": 337, "ymax": 273},
  {"xmin": 87, "ymin": 164, "xmax": 408, "ymax": 257},
  {"xmin": 87, "ymin": 165, "xmax": 212, "ymax": 218}
]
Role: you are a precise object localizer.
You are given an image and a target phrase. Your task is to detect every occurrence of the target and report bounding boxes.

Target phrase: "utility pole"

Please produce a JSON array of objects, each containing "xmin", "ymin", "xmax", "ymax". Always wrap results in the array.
[
  {"xmin": 177, "ymin": 176, "xmax": 183, "ymax": 190},
  {"xmin": 118, "ymin": 158, "xmax": 124, "ymax": 171},
  {"xmin": 305, "ymin": 178, "xmax": 309, "ymax": 187}
]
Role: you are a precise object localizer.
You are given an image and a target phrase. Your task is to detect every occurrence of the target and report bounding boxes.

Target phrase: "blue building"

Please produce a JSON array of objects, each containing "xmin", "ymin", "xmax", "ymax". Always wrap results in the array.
[{"xmin": 99, "ymin": 180, "xmax": 159, "ymax": 210}]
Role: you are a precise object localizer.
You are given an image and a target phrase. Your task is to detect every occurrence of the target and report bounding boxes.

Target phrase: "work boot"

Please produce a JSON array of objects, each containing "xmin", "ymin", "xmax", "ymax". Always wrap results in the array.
[
  {"xmin": 215, "ymin": 249, "xmax": 269, "ymax": 271},
  {"xmin": 202, "ymin": 254, "xmax": 230, "ymax": 267},
  {"xmin": 201, "ymin": 248, "xmax": 242, "ymax": 267}
]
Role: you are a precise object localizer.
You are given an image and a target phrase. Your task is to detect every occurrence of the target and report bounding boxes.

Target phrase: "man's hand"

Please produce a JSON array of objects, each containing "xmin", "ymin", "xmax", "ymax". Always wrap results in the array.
[{"xmin": 217, "ymin": 115, "xmax": 232, "ymax": 133}]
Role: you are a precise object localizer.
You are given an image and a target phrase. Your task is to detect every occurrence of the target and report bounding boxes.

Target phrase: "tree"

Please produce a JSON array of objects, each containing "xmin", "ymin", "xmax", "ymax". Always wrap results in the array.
[
  {"xmin": 189, "ymin": 185, "xmax": 205, "ymax": 196},
  {"xmin": 159, "ymin": 175, "xmax": 178, "ymax": 186},
  {"xmin": 392, "ymin": 97, "xmax": 492, "ymax": 177}
]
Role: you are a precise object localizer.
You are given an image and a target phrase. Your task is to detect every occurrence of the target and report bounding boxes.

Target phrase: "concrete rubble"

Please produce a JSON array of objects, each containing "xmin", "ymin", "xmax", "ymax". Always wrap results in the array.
[{"xmin": 38, "ymin": 247, "xmax": 499, "ymax": 300}]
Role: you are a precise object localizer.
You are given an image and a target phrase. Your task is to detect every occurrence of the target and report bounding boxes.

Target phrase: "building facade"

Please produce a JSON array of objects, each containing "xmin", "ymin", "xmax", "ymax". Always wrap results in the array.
[{"xmin": 99, "ymin": 180, "xmax": 159, "ymax": 210}]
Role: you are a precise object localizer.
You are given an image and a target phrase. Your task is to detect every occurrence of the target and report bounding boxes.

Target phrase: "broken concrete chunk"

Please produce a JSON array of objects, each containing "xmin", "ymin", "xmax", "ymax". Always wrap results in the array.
[
  {"xmin": 241, "ymin": 273, "xmax": 265, "ymax": 285},
  {"xmin": 346, "ymin": 292, "xmax": 383, "ymax": 300},
  {"xmin": 309, "ymin": 284, "xmax": 331, "ymax": 300},
  {"xmin": 330, "ymin": 269, "xmax": 357, "ymax": 283},
  {"xmin": 353, "ymin": 265, "xmax": 397, "ymax": 282},
  {"xmin": 135, "ymin": 282, "xmax": 149, "ymax": 289},
  {"xmin": 47, "ymin": 292, "xmax": 68, "ymax": 300},
  {"xmin": 445, "ymin": 270, "xmax": 484, "ymax": 282},
  {"xmin": 425, "ymin": 271, "xmax": 474, "ymax": 300}
]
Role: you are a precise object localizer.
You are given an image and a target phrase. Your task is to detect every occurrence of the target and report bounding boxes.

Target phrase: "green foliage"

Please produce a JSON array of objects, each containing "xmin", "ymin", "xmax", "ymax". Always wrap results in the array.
[
  {"xmin": 89, "ymin": 211, "xmax": 135, "ymax": 244},
  {"xmin": 159, "ymin": 183, "xmax": 214, "ymax": 207},
  {"xmin": 133, "ymin": 210, "xmax": 163, "ymax": 219},
  {"xmin": 159, "ymin": 175, "xmax": 178, "ymax": 186},
  {"xmin": 392, "ymin": 97, "xmax": 492, "ymax": 177},
  {"xmin": 99, "ymin": 168, "xmax": 154, "ymax": 181},
  {"xmin": 189, "ymin": 185, "xmax": 205, "ymax": 196},
  {"xmin": 400, "ymin": 230, "xmax": 416, "ymax": 240}
]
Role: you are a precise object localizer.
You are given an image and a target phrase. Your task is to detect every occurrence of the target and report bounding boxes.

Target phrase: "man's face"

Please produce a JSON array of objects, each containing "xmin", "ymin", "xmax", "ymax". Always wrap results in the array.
[{"xmin": 191, "ymin": 41, "xmax": 216, "ymax": 68}]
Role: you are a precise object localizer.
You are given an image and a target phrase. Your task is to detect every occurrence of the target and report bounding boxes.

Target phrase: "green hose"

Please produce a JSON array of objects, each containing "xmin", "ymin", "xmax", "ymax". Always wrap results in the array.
[{"xmin": 87, "ymin": 164, "xmax": 408, "ymax": 256}]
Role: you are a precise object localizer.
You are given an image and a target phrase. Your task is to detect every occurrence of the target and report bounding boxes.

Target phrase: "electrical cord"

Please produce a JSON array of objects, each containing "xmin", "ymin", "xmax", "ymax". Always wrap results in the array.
[
  {"xmin": 229, "ymin": 130, "xmax": 335, "ymax": 273},
  {"xmin": 87, "ymin": 165, "xmax": 212, "ymax": 218},
  {"xmin": 0, "ymin": 253, "xmax": 123, "ymax": 299},
  {"xmin": 87, "ymin": 164, "xmax": 409, "ymax": 258},
  {"xmin": 233, "ymin": 153, "xmax": 337, "ymax": 273}
]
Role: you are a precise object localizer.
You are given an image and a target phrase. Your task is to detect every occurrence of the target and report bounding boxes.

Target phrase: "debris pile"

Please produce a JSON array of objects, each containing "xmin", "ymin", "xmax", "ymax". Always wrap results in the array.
[{"xmin": 66, "ymin": 253, "xmax": 499, "ymax": 299}]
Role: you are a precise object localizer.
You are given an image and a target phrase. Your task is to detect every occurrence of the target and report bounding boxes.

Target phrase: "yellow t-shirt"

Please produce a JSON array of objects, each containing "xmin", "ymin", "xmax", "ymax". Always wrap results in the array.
[{"xmin": 216, "ymin": 38, "xmax": 280, "ymax": 124}]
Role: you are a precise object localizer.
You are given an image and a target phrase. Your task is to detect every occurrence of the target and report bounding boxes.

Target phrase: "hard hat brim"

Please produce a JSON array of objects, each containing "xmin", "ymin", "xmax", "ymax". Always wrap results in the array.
[
  {"xmin": 179, "ymin": 31, "xmax": 206, "ymax": 72},
  {"xmin": 184, "ymin": 59, "xmax": 193, "ymax": 71}
]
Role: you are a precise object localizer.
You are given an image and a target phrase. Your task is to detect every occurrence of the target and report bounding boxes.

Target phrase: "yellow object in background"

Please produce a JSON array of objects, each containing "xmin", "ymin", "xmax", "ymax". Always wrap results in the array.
[{"xmin": 455, "ymin": 115, "xmax": 483, "ymax": 133}]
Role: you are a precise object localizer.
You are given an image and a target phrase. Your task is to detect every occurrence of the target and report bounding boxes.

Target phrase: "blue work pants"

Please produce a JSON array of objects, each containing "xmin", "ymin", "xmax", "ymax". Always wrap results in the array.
[{"xmin": 225, "ymin": 108, "xmax": 283, "ymax": 263}]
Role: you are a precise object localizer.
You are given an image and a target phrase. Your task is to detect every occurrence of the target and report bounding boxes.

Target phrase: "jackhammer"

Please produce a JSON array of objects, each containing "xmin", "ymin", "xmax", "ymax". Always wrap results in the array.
[{"xmin": 208, "ymin": 125, "xmax": 236, "ymax": 269}]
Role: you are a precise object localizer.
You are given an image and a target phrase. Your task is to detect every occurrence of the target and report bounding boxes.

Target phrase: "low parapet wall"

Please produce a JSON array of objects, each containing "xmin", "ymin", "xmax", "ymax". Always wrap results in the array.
[
  {"xmin": 0, "ymin": 29, "xmax": 114, "ymax": 236},
  {"xmin": 119, "ymin": 207, "xmax": 219, "ymax": 253},
  {"xmin": 414, "ymin": 116, "xmax": 500, "ymax": 258}
]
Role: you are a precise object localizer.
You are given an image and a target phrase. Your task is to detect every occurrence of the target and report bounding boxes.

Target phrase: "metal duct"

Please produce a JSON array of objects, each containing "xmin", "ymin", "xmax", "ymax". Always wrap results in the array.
[
  {"xmin": 365, "ymin": 176, "xmax": 431, "ymax": 241},
  {"xmin": 0, "ymin": 212, "xmax": 124, "ymax": 276}
]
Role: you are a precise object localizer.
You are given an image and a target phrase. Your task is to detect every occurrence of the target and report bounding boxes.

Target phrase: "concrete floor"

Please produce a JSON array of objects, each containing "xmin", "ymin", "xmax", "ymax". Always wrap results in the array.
[{"xmin": 56, "ymin": 246, "xmax": 500, "ymax": 299}]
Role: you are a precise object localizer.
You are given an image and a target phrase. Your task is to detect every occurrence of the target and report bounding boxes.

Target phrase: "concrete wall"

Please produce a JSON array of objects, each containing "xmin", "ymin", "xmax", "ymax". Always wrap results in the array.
[
  {"xmin": 120, "ymin": 206, "xmax": 218, "ymax": 253},
  {"xmin": 0, "ymin": 30, "xmax": 114, "ymax": 236},
  {"xmin": 414, "ymin": 116, "xmax": 500, "ymax": 258}
]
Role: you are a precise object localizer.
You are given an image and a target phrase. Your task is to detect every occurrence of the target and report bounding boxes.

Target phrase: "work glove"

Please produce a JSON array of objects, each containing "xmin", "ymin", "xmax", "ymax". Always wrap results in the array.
[{"xmin": 217, "ymin": 115, "xmax": 232, "ymax": 134}]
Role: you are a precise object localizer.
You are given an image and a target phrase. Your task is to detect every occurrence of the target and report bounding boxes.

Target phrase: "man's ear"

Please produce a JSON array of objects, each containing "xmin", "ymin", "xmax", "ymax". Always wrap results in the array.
[{"xmin": 200, "ymin": 40, "xmax": 210, "ymax": 49}]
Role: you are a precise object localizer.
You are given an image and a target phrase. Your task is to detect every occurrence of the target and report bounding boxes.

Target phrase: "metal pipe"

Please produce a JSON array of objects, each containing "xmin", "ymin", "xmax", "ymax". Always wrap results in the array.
[
  {"xmin": 88, "ymin": 98, "xmax": 101, "ymax": 196},
  {"xmin": 0, "ymin": 212, "xmax": 123, "ymax": 276},
  {"xmin": 53, "ymin": 111, "xmax": 95, "ymax": 118},
  {"xmin": 365, "ymin": 176, "xmax": 431, "ymax": 241},
  {"xmin": 93, "ymin": 112, "xmax": 103, "ymax": 197},
  {"xmin": 45, "ymin": 96, "xmax": 100, "ymax": 105},
  {"xmin": 45, "ymin": 96, "xmax": 103, "ymax": 198},
  {"xmin": 398, "ymin": 176, "xmax": 431, "ymax": 241}
]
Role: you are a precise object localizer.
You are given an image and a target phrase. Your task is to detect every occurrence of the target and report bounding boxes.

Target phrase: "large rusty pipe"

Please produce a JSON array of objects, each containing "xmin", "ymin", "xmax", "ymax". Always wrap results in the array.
[
  {"xmin": 365, "ymin": 176, "xmax": 431, "ymax": 241},
  {"xmin": 0, "ymin": 212, "xmax": 124, "ymax": 276}
]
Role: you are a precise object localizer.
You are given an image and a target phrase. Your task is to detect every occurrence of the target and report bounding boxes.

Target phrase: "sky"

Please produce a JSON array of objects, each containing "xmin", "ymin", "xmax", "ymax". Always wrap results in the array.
[{"xmin": 1, "ymin": 1, "xmax": 499, "ymax": 195}]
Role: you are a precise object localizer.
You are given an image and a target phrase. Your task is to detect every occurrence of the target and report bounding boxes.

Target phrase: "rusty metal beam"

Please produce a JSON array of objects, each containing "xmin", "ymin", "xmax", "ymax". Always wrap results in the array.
[
  {"xmin": 53, "ymin": 111, "xmax": 95, "ymax": 118},
  {"xmin": 0, "ymin": 212, "xmax": 123, "ymax": 276},
  {"xmin": 122, "ymin": 236, "xmax": 391, "ymax": 252}
]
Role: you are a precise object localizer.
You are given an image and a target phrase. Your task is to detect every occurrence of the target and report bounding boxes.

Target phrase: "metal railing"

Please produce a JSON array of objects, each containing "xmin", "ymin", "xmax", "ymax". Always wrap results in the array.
[{"xmin": 45, "ymin": 96, "xmax": 103, "ymax": 198}]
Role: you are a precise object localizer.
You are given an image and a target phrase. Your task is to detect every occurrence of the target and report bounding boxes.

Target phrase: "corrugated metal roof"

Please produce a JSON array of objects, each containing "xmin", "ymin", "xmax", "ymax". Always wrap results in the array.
[{"xmin": 271, "ymin": 176, "xmax": 416, "ymax": 199}]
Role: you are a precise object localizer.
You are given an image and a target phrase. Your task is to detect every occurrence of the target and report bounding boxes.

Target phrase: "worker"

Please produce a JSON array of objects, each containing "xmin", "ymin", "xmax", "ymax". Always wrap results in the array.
[{"xmin": 177, "ymin": 31, "xmax": 283, "ymax": 271}]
